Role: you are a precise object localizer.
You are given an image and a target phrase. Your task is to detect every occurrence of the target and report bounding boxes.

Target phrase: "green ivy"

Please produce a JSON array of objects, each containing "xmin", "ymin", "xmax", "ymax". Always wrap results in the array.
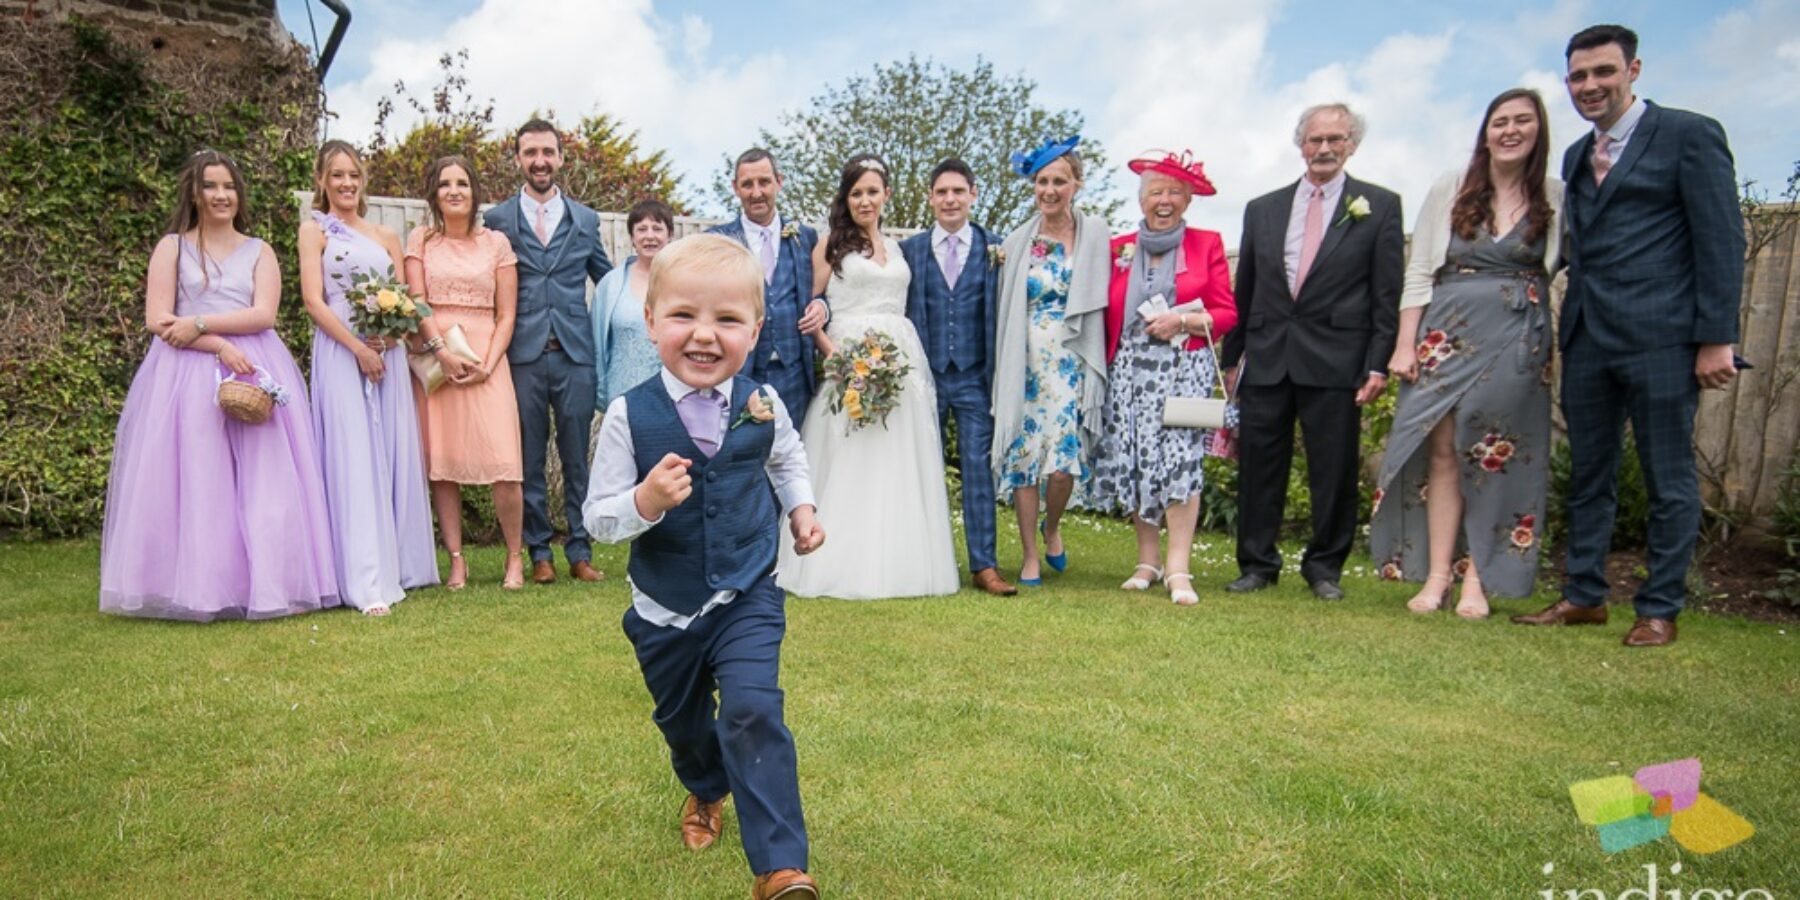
[{"xmin": 0, "ymin": 18, "xmax": 319, "ymax": 538}]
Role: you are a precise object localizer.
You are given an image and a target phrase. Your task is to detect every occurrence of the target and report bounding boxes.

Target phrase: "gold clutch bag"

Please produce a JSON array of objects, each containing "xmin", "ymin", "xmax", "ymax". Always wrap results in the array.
[{"xmin": 407, "ymin": 324, "xmax": 482, "ymax": 394}]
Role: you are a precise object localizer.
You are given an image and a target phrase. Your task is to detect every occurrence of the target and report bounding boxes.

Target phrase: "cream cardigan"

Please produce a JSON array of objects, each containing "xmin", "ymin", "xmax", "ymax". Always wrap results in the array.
[{"xmin": 1402, "ymin": 169, "xmax": 1565, "ymax": 309}]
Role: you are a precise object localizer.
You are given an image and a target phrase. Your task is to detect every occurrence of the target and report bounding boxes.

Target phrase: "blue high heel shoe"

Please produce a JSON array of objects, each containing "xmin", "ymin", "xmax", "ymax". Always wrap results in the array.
[
  {"xmin": 1040, "ymin": 519, "xmax": 1067, "ymax": 573},
  {"xmin": 1017, "ymin": 575, "xmax": 1043, "ymax": 587}
]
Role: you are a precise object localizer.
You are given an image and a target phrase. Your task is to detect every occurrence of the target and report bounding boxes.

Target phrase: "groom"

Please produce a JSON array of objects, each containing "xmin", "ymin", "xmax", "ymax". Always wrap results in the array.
[
  {"xmin": 484, "ymin": 118, "xmax": 614, "ymax": 585},
  {"xmin": 708, "ymin": 148, "xmax": 827, "ymax": 418},
  {"xmin": 902, "ymin": 159, "xmax": 1016, "ymax": 597}
]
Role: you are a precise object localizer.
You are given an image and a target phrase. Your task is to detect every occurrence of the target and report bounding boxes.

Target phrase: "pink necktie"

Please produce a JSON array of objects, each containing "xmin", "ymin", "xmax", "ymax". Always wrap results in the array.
[
  {"xmin": 534, "ymin": 203, "xmax": 550, "ymax": 245},
  {"xmin": 760, "ymin": 229, "xmax": 777, "ymax": 284},
  {"xmin": 942, "ymin": 233, "xmax": 963, "ymax": 286},
  {"xmin": 1294, "ymin": 186, "xmax": 1325, "ymax": 296},
  {"xmin": 1592, "ymin": 134, "xmax": 1615, "ymax": 185}
]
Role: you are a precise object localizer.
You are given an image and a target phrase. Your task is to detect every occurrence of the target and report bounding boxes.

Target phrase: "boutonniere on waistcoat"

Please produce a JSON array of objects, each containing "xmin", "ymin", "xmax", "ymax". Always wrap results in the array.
[
  {"xmin": 987, "ymin": 245, "xmax": 1005, "ymax": 268},
  {"xmin": 780, "ymin": 222, "xmax": 800, "ymax": 241},
  {"xmin": 1114, "ymin": 241, "xmax": 1136, "ymax": 271},
  {"xmin": 1335, "ymin": 195, "xmax": 1372, "ymax": 228},
  {"xmin": 731, "ymin": 387, "xmax": 776, "ymax": 430}
]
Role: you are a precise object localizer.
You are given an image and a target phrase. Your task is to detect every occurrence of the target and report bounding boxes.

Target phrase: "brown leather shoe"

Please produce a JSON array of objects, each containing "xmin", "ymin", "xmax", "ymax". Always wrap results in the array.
[
  {"xmin": 752, "ymin": 869, "xmax": 818, "ymax": 900},
  {"xmin": 972, "ymin": 567, "xmax": 1018, "ymax": 596},
  {"xmin": 1510, "ymin": 599, "xmax": 1608, "ymax": 626},
  {"xmin": 531, "ymin": 559, "xmax": 556, "ymax": 585},
  {"xmin": 1623, "ymin": 617, "xmax": 1677, "ymax": 647},
  {"xmin": 679, "ymin": 794, "xmax": 724, "ymax": 851},
  {"xmin": 569, "ymin": 560, "xmax": 605, "ymax": 582}
]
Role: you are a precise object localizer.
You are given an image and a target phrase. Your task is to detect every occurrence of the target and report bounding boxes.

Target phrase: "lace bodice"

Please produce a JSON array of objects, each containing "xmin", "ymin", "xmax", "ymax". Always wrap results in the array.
[{"xmin": 824, "ymin": 238, "xmax": 911, "ymax": 323}]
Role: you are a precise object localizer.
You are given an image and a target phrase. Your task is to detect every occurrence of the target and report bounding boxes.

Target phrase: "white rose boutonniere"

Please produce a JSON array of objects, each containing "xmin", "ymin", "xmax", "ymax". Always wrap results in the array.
[
  {"xmin": 779, "ymin": 222, "xmax": 800, "ymax": 241},
  {"xmin": 1335, "ymin": 195, "xmax": 1372, "ymax": 228}
]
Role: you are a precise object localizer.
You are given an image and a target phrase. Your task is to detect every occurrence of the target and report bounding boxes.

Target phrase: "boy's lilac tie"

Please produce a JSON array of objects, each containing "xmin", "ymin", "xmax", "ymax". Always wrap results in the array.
[
  {"xmin": 943, "ymin": 233, "xmax": 963, "ymax": 286},
  {"xmin": 677, "ymin": 389, "xmax": 727, "ymax": 458},
  {"xmin": 760, "ymin": 229, "xmax": 777, "ymax": 284}
]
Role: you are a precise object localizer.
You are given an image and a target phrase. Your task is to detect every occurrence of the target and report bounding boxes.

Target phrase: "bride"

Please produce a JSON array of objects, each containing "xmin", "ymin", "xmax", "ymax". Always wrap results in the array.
[{"xmin": 777, "ymin": 154, "xmax": 960, "ymax": 599}]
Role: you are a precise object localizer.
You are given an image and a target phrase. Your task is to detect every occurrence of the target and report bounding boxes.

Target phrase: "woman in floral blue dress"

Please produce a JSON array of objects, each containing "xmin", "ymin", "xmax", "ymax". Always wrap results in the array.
[{"xmin": 992, "ymin": 136, "xmax": 1111, "ymax": 585}]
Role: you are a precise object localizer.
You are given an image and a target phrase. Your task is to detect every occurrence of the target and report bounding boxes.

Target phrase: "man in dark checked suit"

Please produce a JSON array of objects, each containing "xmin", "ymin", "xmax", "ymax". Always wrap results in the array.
[
  {"xmin": 901, "ymin": 158, "xmax": 1017, "ymax": 596},
  {"xmin": 1513, "ymin": 24, "xmax": 1744, "ymax": 646},
  {"xmin": 1220, "ymin": 102, "xmax": 1403, "ymax": 601}
]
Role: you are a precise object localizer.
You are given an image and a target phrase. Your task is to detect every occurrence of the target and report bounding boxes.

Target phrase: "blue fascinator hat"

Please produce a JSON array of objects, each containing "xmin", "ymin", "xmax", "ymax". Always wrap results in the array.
[{"xmin": 1010, "ymin": 134, "xmax": 1082, "ymax": 178}]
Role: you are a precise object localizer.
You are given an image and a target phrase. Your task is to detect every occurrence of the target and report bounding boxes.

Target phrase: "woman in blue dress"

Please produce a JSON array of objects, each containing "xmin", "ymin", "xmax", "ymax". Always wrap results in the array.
[{"xmin": 592, "ymin": 198, "xmax": 673, "ymax": 412}]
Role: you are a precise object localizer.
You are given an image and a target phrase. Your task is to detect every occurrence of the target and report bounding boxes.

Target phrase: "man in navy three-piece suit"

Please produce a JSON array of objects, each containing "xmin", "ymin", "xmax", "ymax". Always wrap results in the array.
[
  {"xmin": 900, "ymin": 159, "xmax": 1017, "ymax": 596},
  {"xmin": 707, "ymin": 149, "xmax": 827, "ymax": 418},
  {"xmin": 1512, "ymin": 25, "xmax": 1745, "ymax": 646},
  {"xmin": 484, "ymin": 119, "xmax": 614, "ymax": 585}
]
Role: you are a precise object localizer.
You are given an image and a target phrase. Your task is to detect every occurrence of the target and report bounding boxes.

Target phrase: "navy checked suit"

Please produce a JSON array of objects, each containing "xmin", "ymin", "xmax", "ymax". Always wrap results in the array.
[
  {"xmin": 901, "ymin": 225, "xmax": 1002, "ymax": 573},
  {"xmin": 1559, "ymin": 101, "xmax": 1744, "ymax": 620},
  {"xmin": 484, "ymin": 195, "xmax": 613, "ymax": 567},
  {"xmin": 707, "ymin": 218, "xmax": 821, "ymax": 420}
]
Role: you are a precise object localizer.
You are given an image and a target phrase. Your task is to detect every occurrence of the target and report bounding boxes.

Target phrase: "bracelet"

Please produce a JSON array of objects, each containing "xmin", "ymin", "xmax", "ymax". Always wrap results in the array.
[
  {"xmin": 195, "ymin": 316, "xmax": 207, "ymax": 334},
  {"xmin": 423, "ymin": 336, "xmax": 445, "ymax": 352}
]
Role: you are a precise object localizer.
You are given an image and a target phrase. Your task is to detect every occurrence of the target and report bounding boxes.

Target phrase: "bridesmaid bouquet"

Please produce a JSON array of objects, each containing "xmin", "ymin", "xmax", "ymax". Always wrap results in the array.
[
  {"xmin": 342, "ymin": 266, "xmax": 431, "ymax": 339},
  {"xmin": 824, "ymin": 330, "xmax": 910, "ymax": 433}
]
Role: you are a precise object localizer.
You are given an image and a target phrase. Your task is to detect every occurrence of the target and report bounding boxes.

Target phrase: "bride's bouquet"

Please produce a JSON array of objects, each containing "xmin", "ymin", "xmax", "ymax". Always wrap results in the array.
[
  {"xmin": 341, "ymin": 265, "xmax": 430, "ymax": 339},
  {"xmin": 824, "ymin": 330, "xmax": 910, "ymax": 433}
]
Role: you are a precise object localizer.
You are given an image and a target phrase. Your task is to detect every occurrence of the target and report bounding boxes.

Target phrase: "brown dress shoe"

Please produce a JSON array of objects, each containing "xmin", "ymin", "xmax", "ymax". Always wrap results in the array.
[
  {"xmin": 680, "ymin": 793, "xmax": 724, "ymax": 851},
  {"xmin": 1510, "ymin": 599, "xmax": 1608, "ymax": 626},
  {"xmin": 569, "ymin": 560, "xmax": 605, "ymax": 582},
  {"xmin": 1623, "ymin": 617, "xmax": 1677, "ymax": 647},
  {"xmin": 531, "ymin": 559, "xmax": 557, "ymax": 585},
  {"xmin": 752, "ymin": 869, "xmax": 818, "ymax": 900},
  {"xmin": 971, "ymin": 567, "xmax": 1018, "ymax": 596}
]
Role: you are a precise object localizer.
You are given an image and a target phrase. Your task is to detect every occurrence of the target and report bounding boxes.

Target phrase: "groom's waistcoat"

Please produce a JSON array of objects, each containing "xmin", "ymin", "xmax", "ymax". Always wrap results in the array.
[
  {"xmin": 624, "ymin": 375, "xmax": 778, "ymax": 614},
  {"xmin": 921, "ymin": 232, "xmax": 991, "ymax": 373}
]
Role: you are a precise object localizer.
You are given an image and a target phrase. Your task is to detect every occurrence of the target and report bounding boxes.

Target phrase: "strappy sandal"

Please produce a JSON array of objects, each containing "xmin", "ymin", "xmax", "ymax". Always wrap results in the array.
[
  {"xmin": 1163, "ymin": 572, "xmax": 1198, "ymax": 606},
  {"xmin": 362, "ymin": 605, "xmax": 391, "ymax": 617},
  {"xmin": 1121, "ymin": 563, "xmax": 1163, "ymax": 591},
  {"xmin": 501, "ymin": 550, "xmax": 526, "ymax": 591},
  {"xmin": 1455, "ymin": 569, "xmax": 1490, "ymax": 620},
  {"xmin": 446, "ymin": 551, "xmax": 467, "ymax": 591},
  {"xmin": 1407, "ymin": 571, "xmax": 1451, "ymax": 614}
]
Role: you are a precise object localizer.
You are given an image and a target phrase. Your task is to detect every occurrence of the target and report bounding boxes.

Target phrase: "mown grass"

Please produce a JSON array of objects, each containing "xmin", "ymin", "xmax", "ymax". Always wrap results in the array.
[{"xmin": 2, "ymin": 522, "xmax": 1796, "ymax": 898}]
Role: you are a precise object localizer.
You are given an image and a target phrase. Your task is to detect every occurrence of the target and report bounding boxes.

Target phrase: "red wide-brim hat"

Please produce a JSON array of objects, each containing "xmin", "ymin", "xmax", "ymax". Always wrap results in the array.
[{"xmin": 1127, "ymin": 150, "xmax": 1217, "ymax": 196}]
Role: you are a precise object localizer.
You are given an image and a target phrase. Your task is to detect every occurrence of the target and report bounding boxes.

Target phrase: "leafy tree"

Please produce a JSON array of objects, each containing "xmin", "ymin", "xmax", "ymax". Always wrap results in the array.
[
  {"xmin": 363, "ymin": 51, "xmax": 686, "ymax": 212},
  {"xmin": 711, "ymin": 56, "xmax": 1119, "ymax": 230}
]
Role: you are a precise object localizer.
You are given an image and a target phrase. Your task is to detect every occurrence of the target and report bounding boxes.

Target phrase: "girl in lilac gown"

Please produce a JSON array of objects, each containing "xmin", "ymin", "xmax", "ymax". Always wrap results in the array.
[
  {"xmin": 299, "ymin": 141, "xmax": 439, "ymax": 615},
  {"xmin": 99, "ymin": 150, "xmax": 339, "ymax": 621}
]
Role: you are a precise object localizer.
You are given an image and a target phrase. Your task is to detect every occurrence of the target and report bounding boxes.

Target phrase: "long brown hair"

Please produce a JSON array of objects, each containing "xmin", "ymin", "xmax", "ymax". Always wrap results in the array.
[
  {"xmin": 165, "ymin": 149, "xmax": 251, "ymax": 287},
  {"xmin": 1450, "ymin": 88, "xmax": 1552, "ymax": 244},
  {"xmin": 312, "ymin": 140, "xmax": 367, "ymax": 217},
  {"xmin": 825, "ymin": 153, "xmax": 889, "ymax": 275},
  {"xmin": 422, "ymin": 155, "xmax": 482, "ymax": 239}
]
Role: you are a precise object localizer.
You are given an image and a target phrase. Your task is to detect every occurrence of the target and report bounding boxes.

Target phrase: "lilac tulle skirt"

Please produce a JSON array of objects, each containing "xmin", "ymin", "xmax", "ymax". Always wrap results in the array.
[{"xmin": 100, "ymin": 332, "xmax": 341, "ymax": 621}]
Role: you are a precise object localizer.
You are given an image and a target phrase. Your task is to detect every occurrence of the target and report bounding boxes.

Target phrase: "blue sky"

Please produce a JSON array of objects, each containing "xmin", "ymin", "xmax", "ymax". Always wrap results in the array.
[{"xmin": 276, "ymin": 0, "xmax": 1799, "ymax": 241}]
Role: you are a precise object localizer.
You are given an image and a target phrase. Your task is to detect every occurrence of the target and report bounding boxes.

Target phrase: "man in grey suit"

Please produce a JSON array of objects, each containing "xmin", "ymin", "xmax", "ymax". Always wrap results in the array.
[
  {"xmin": 484, "ymin": 119, "xmax": 614, "ymax": 584},
  {"xmin": 1512, "ymin": 25, "xmax": 1744, "ymax": 646}
]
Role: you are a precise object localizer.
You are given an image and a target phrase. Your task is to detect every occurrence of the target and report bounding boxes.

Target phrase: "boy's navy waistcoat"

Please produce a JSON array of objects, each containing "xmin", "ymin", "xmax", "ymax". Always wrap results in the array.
[{"xmin": 625, "ymin": 375, "xmax": 778, "ymax": 615}]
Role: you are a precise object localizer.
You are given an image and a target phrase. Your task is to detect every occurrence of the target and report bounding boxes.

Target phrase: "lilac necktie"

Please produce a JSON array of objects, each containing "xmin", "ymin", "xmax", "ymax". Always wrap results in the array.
[
  {"xmin": 676, "ymin": 389, "xmax": 727, "ymax": 458},
  {"xmin": 760, "ymin": 228, "xmax": 777, "ymax": 284},
  {"xmin": 942, "ymin": 233, "xmax": 963, "ymax": 286}
]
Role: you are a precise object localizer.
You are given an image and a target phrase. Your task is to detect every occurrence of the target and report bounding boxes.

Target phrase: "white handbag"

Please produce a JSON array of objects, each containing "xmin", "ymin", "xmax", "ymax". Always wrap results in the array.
[{"xmin": 1162, "ymin": 315, "xmax": 1234, "ymax": 429}]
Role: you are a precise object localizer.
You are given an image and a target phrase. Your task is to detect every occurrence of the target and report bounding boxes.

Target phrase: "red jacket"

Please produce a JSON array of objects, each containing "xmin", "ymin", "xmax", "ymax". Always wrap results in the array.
[{"xmin": 1105, "ymin": 228, "xmax": 1238, "ymax": 365}]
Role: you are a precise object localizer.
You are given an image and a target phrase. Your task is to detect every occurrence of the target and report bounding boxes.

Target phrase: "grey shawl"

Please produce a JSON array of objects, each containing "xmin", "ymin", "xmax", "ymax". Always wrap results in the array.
[{"xmin": 990, "ymin": 209, "xmax": 1112, "ymax": 482}]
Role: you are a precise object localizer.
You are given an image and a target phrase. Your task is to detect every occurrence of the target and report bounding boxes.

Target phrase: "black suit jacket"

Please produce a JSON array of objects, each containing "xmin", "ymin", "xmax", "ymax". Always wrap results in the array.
[
  {"xmin": 1220, "ymin": 176, "xmax": 1403, "ymax": 389},
  {"xmin": 1559, "ymin": 101, "xmax": 1744, "ymax": 352}
]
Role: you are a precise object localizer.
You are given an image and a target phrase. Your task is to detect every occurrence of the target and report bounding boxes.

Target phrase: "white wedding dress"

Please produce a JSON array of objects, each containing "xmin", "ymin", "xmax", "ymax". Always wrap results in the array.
[{"xmin": 777, "ymin": 237, "xmax": 960, "ymax": 599}]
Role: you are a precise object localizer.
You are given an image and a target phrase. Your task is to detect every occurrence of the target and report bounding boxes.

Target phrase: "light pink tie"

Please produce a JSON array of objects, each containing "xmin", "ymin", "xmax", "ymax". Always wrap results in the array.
[
  {"xmin": 760, "ymin": 228, "xmax": 777, "ymax": 284},
  {"xmin": 1592, "ymin": 134, "xmax": 1615, "ymax": 185},
  {"xmin": 534, "ymin": 203, "xmax": 550, "ymax": 245},
  {"xmin": 1293, "ymin": 186, "xmax": 1326, "ymax": 296}
]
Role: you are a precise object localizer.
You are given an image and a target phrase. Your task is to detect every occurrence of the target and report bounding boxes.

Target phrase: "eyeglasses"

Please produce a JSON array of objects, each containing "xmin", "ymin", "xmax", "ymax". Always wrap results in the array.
[{"xmin": 1303, "ymin": 135, "xmax": 1351, "ymax": 149}]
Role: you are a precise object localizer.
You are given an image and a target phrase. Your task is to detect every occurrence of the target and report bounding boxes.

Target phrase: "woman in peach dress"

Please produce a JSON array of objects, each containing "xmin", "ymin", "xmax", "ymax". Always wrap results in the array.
[{"xmin": 405, "ymin": 156, "xmax": 527, "ymax": 590}]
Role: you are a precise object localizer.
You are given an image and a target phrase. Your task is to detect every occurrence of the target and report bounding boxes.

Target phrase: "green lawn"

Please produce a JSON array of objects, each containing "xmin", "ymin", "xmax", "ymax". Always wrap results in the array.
[{"xmin": 3, "ymin": 524, "xmax": 1796, "ymax": 898}]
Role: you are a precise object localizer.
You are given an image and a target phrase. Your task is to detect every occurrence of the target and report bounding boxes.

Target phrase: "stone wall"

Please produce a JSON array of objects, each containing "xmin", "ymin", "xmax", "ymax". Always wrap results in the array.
[{"xmin": 1, "ymin": 0, "xmax": 287, "ymax": 44}]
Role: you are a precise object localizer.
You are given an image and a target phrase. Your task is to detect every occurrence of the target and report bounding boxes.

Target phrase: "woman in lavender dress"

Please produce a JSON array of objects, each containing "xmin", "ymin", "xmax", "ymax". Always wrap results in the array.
[
  {"xmin": 100, "ymin": 150, "xmax": 339, "ymax": 621},
  {"xmin": 299, "ymin": 141, "xmax": 441, "ymax": 615}
]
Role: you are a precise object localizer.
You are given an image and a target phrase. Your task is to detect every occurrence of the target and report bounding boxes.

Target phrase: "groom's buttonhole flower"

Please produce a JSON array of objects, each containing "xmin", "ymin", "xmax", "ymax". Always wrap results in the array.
[{"xmin": 988, "ymin": 245, "xmax": 1005, "ymax": 267}]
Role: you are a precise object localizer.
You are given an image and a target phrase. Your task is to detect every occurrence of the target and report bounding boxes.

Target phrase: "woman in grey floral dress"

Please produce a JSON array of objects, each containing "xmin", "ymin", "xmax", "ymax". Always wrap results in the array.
[
  {"xmin": 1371, "ymin": 88, "xmax": 1564, "ymax": 618},
  {"xmin": 1094, "ymin": 151, "xmax": 1238, "ymax": 606}
]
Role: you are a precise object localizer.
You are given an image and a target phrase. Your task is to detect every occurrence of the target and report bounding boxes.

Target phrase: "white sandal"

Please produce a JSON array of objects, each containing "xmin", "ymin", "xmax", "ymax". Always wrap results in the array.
[
  {"xmin": 1164, "ymin": 572, "xmax": 1198, "ymax": 606},
  {"xmin": 1121, "ymin": 563, "xmax": 1163, "ymax": 591}
]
